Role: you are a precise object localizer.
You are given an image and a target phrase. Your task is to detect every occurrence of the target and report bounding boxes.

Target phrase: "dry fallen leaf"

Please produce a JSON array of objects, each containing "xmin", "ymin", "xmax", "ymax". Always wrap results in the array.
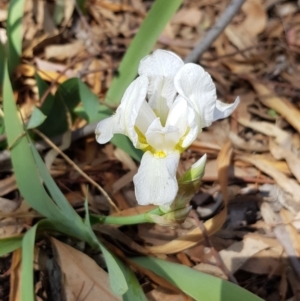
[
  {"xmin": 252, "ymin": 82, "xmax": 300, "ymax": 134},
  {"xmin": 51, "ymin": 237, "xmax": 121, "ymax": 301},
  {"xmin": 9, "ymin": 248, "xmax": 22, "ymax": 301}
]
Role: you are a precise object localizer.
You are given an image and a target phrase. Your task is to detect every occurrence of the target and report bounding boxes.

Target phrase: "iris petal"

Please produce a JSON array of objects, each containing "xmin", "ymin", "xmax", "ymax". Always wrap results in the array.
[{"xmin": 133, "ymin": 151, "xmax": 180, "ymax": 206}]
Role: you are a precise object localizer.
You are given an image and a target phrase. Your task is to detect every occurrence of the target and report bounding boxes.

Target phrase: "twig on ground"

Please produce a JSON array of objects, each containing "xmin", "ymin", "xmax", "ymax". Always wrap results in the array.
[
  {"xmin": 190, "ymin": 210, "xmax": 238, "ymax": 284},
  {"xmin": 184, "ymin": 0, "xmax": 246, "ymax": 63},
  {"xmin": 33, "ymin": 129, "xmax": 119, "ymax": 213}
]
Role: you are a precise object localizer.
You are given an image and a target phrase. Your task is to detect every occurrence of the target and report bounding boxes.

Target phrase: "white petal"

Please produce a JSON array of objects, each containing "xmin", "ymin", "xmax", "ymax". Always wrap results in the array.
[
  {"xmin": 181, "ymin": 104, "xmax": 200, "ymax": 148},
  {"xmin": 166, "ymin": 96, "xmax": 189, "ymax": 136},
  {"xmin": 138, "ymin": 50, "xmax": 184, "ymax": 79},
  {"xmin": 95, "ymin": 116, "xmax": 116, "ymax": 144},
  {"xmin": 139, "ymin": 50, "xmax": 184, "ymax": 124},
  {"xmin": 213, "ymin": 97, "xmax": 240, "ymax": 121},
  {"xmin": 174, "ymin": 63, "xmax": 217, "ymax": 128},
  {"xmin": 146, "ymin": 118, "xmax": 180, "ymax": 152},
  {"xmin": 116, "ymin": 75, "xmax": 148, "ymax": 146},
  {"xmin": 166, "ymin": 96, "xmax": 200, "ymax": 149},
  {"xmin": 133, "ymin": 151, "xmax": 180, "ymax": 206},
  {"xmin": 135, "ymin": 101, "xmax": 156, "ymax": 134}
]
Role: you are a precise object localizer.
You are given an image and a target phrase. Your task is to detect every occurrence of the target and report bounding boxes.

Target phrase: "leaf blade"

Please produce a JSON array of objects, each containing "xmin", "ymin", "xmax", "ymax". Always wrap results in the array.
[{"xmin": 132, "ymin": 257, "xmax": 264, "ymax": 301}]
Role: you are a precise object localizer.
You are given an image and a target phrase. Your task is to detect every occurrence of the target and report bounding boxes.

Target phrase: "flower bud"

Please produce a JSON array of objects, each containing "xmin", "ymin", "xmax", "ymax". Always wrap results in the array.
[{"xmin": 171, "ymin": 154, "xmax": 207, "ymax": 210}]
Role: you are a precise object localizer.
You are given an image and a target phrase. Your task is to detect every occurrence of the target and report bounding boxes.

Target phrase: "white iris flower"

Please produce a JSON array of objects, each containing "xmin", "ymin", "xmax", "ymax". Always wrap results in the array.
[{"xmin": 95, "ymin": 50, "xmax": 239, "ymax": 207}]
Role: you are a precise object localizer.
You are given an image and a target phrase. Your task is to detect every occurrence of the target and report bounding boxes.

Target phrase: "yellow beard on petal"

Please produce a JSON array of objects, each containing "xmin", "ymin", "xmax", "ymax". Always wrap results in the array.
[{"xmin": 153, "ymin": 151, "xmax": 167, "ymax": 158}]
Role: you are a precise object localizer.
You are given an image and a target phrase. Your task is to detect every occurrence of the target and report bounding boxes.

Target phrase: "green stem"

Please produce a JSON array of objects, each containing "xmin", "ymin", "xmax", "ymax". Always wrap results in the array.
[{"xmin": 92, "ymin": 207, "xmax": 163, "ymax": 225}]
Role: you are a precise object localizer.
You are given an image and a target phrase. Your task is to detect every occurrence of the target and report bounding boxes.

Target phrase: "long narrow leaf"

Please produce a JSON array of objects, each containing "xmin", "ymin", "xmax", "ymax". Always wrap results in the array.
[
  {"xmin": 119, "ymin": 261, "xmax": 147, "ymax": 301},
  {"xmin": 3, "ymin": 61, "xmax": 70, "ymax": 222},
  {"xmin": 30, "ymin": 142, "xmax": 83, "ymax": 224},
  {"xmin": 84, "ymin": 201, "xmax": 128, "ymax": 295},
  {"xmin": 7, "ymin": 0, "xmax": 26, "ymax": 74},
  {"xmin": 105, "ymin": 0, "xmax": 183, "ymax": 105},
  {"xmin": 21, "ymin": 224, "xmax": 38, "ymax": 301},
  {"xmin": 0, "ymin": 235, "xmax": 23, "ymax": 256},
  {"xmin": 132, "ymin": 257, "xmax": 264, "ymax": 301}
]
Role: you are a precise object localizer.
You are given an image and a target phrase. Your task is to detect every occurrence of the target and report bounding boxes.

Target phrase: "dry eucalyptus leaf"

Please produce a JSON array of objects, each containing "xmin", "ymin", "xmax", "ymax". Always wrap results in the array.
[{"xmin": 51, "ymin": 238, "xmax": 121, "ymax": 301}]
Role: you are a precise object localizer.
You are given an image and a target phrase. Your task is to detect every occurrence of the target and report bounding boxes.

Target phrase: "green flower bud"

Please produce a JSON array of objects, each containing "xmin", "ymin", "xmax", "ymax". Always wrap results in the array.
[{"xmin": 171, "ymin": 154, "xmax": 207, "ymax": 210}]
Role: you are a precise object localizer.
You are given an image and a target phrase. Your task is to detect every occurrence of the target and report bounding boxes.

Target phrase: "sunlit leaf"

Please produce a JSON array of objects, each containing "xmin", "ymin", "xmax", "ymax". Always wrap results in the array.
[
  {"xmin": 27, "ymin": 106, "xmax": 47, "ymax": 129},
  {"xmin": 0, "ymin": 235, "xmax": 23, "ymax": 256},
  {"xmin": 7, "ymin": 0, "xmax": 26, "ymax": 74},
  {"xmin": 132, "ymin": 257, "xmax": 264, "ymax": 301},
  {"xmin": 84, "ymin": 200, "xmax": 128, "ymax": 295}
]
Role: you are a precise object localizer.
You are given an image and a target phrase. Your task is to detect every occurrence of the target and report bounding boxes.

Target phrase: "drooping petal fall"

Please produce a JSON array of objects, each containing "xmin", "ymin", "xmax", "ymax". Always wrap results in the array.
[
  {"xmin": 174, "ymin": 63, "xmax": 217, "ymax": 128},
  {"xmin": 95, "ymin": 75, "xmax": 148, "ymax": 146},
  {"xmin": 133, "ymin": 151, "xmax": 180, "ymax": 206},
  {"xmin": 213, "ymin": 97, "xmax": 240, "ymax": 121}
]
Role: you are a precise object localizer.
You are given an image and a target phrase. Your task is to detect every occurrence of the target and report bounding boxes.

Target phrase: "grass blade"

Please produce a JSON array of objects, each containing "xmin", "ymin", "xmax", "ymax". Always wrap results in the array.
[
  {"xmin": 7, "ymin": 0, "xmax": 26, "ymax": 74},
  {"xmin": 0, "ymin": 235, "xmax": 23, "ymax": 256},
  {"xmin": 20, "ymin": 224, "xmax": 38, "ymax": 301},
  {"xmin": 84, "ymin": 201, "xmax": 128, "ymax": 295},
  {"xmin": 132, "ymin": 257, "xmax": 264, "ymax": 301}
]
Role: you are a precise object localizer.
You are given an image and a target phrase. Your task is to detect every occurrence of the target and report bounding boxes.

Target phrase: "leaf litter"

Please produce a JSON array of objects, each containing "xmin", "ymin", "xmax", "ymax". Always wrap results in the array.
[{"xmin": 1, "ymin": 0, "xmax": 300, "ymax": 300}]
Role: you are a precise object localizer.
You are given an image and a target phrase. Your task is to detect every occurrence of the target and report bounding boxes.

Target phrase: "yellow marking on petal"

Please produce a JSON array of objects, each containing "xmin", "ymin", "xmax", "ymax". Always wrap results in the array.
[
  {"xmin": 154, "ymin": 151, "xmax": 167, "ymax": 158},
  {"xmin": 134, "ymin": 126, "xmax": 155, "ymax": 153},
  {"xmin": 174, "ymin": 127, "xmax": 191, "ymax": 153}
]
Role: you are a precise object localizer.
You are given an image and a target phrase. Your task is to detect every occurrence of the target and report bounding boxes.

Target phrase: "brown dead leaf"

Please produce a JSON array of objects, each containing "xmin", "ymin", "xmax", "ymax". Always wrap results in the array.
[
  {"xmin": 218, "ymin": 235, "xmax": 269, "ymax": 274},
  {"xmin": 225, "ymin": 0, "xmax": 266, "ymax": 49},
  {"xmin": 229, "ymin": 132, "xmax": 269, "ymax": 152},
  {"xmin": 172, "ymin": 8, "xmax": 202, "ymax": 27},
  {"xmin": 269, "ymin": 139, "xmax": 300, "ymax": 183},
  {"xmin": 280, "ymin": 209, "xmax": 300, "ymax": 257},
  {"xmin": 252, "ymin": 82, "xmax": 300, "ymax": 134},
  {"xmin": 51, "ymin": 237, "xmax": 121, "ymax": 301},
  {"xmin": 9, "ymin": 248, "xmax": 21, "ymax": 301},
  {"xmin": 237, "ymin": 118, "xmax": 291, "ymax": 146},
  {"xmin": 0, "ymin": 175, "xmax": 17, "ymax": 197},
  {"xmin": 45, "ymin": 41, "xmax": 85, "ymax": 60},
  {"xmin": 147, "ymin": 287, "xmax": 189, "ymax": 301}
]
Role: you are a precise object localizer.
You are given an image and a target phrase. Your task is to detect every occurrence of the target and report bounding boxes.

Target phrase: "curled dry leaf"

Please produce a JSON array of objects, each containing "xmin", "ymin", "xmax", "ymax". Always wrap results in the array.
[
  {"xmin": 51, "ymin": 238, "xmax": 121, "ymax": 301},
  {"xmin": 269, "ymin": 139, "xmax": 300, "ymax": 183},
  {"xmin": 260, "ymin": 203, "xmax": 300, "ymax": 276},
  {"xmin": 172, "ymin": 8, "xmax": 202, "ymax": 27},
  {"xmin": 45, "ymin": 41, "xmax": 85, "ymax": 60},
  {"xmin": 237, "ymin": 154, "xmax": 300, "ymax": 212},
  {"xmin": 229, "ymin": 132, "xmax": 269, "ymax": 152},
  {"xmin": 252, "ymin": 81, "xmax": 300, "ymax": 134},
  {"xmin": 194, "ymin": 235, "xmax": 269, "ymax": 276},
  {"xmin": 9, "ymin": 249, "xmax": 22, "ymax": 301},
  {"xmin": 147, "ymin": 286, "xmax": 188, "ymax": 301},
  {"xmin": 225, "ymin": 0, "xmax": 267, "ymax": 49},
  {"xmin": 237, "ymin": 117, "xmax": 291, "ymax": 146}
]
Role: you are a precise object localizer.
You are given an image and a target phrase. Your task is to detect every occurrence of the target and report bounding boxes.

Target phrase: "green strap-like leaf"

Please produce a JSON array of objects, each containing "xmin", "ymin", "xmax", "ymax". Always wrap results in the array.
[
  {"xmin": 105, "ymin": 0, "xmax": 183, "ymax": 105},
  {"xmin": 120, "ymin": 260, "xmax": 147, "ymax": 301},
  {"xmin": 26, "ymin": 106, "xmax": 47, "ymax": 129},
  {"xmin": 132, "ymin": 257, "xmax": 265, "ymax": 301},
  {"xmin": 21, "ymin": 224, "xmax": 38, "ymax": 301},
  {"xmin": 3, "ymin": 61, "xmax": 63, "ymax": 221},
  {"xmin": 0, "ymin": 235, "xmax": 23, "ymax": 256},
  {"xmin": 7, "ymin": 0, "xmax": 26, "ymax": 74},
  {"xmin": 84, "ymin": 200, "xmax": 129, "ymax": 295}
]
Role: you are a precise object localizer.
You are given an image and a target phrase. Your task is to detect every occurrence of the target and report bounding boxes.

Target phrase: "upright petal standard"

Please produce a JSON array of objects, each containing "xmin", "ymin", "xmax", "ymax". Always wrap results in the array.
[{"xmin": 95, "ymin": 50, "xmax": 239, "ymax": 207}]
